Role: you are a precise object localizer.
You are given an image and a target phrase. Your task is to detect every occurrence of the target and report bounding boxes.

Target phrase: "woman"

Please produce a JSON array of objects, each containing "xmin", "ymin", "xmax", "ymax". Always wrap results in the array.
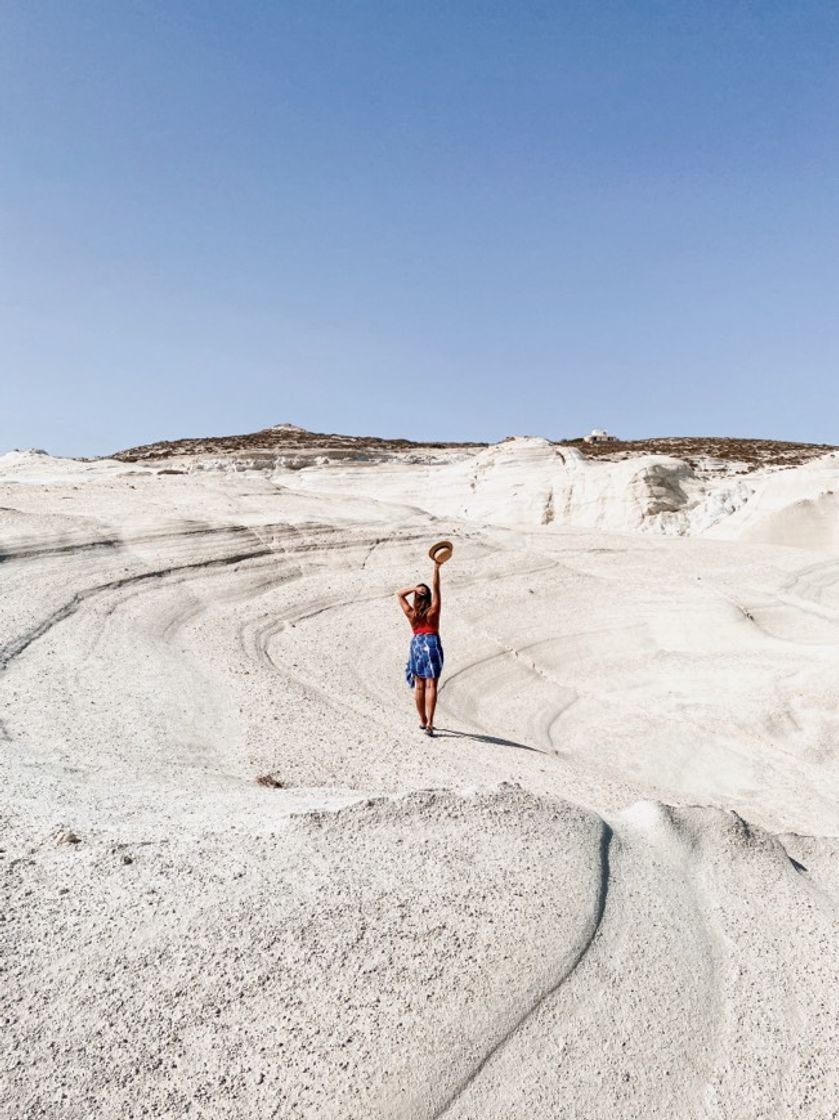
[{"xmin": 396, "ymin": 560, "xmax": 443, "ymax": 736}]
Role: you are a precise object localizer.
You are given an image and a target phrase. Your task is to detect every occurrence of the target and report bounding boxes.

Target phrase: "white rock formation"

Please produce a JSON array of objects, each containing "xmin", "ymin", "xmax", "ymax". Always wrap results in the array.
[{"xmin": 1, "ymin": 438, "xmax": 837, "ymax": 1118}]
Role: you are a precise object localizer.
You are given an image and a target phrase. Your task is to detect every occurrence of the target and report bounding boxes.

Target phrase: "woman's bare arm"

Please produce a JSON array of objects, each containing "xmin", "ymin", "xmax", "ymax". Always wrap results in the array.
[
  {"xmin": 430, "ymin": 562, "xmax": 441, "ymax": 618},
  {"xmin": 396, "ymin": 586, "xmax": 415, "ymax": 620}
]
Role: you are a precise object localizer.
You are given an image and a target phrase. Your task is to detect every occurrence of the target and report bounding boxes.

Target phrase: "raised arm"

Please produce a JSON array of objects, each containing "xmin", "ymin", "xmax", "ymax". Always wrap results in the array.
[
  {"xmin": 430, "ymin": 561, "xmax": 441, "ymax": 618},
  {"xmin": 396, "ymin": 586, "xmax": 415, "ymax": 621}
]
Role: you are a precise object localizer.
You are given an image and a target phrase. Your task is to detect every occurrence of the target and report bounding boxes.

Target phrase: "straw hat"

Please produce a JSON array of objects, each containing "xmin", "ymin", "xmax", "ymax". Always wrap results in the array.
[{"xmin": 428, "ymin": 540, "xmax": 453, "ymax": 564}]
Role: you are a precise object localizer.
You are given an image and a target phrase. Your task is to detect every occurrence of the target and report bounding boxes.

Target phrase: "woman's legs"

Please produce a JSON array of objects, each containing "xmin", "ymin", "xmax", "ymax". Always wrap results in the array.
[
  {"xmin": 414, "ymin": 678, "xmax": 427, "ymax": 726},
  {"xmin": 425, "ymin": 678, "xmax": 438, "ymax": 731}
]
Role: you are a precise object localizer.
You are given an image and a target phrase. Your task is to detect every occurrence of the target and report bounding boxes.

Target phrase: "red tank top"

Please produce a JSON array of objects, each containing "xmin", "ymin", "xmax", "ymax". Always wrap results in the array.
[{"xmin": 413, "ymin": 624, "xmax": 438, "ymax": 635}]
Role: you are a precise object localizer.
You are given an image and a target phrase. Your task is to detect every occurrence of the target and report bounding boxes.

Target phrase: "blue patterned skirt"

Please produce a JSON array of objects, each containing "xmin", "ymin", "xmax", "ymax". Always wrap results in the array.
[{"xmin": 405, "ymin": 633, "xmax": 444, "ymax": 688}]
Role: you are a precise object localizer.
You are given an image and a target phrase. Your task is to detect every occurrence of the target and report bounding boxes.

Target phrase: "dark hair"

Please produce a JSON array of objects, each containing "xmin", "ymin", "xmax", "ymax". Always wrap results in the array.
[{"xmin": 413, "ymin": 583, "xmax": 431, "ymax": 622}]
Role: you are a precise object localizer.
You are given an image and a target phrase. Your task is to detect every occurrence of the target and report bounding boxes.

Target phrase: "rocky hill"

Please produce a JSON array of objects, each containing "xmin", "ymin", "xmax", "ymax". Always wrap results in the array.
[
  {"xmin": 568, "ymin": 435, "xmax": 837, "ymax": 472},
  {"xmin": 113, "ymin": 423, "xmax": 836, "ymax": 474},
  {"xmin": 111, "ymin": 422, "xmax": 480, "ymax": 462}
]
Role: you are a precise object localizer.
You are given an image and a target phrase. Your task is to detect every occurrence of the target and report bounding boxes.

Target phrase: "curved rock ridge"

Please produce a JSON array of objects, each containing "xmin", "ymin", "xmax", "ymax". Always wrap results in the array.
[
  {"xmin": 441, "ymin": 797, "xmax": 839, "ymax": 1120},
  {"xmin": 5, "ymin": 786, "xmax": 836, "ymax": 1119}
]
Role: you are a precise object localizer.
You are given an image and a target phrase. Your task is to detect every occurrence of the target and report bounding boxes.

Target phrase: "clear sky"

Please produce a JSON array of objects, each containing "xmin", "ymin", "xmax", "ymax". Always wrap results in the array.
[{"xmin": 2, "ymin": 1, "xmax": 838, "ymax": 456}]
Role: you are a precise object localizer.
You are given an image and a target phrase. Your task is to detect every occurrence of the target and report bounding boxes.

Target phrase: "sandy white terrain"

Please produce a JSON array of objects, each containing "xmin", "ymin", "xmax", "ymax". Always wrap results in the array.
[{"xmin": 2, "ymin": 435, "xmax": 838, "ymax": 1119}]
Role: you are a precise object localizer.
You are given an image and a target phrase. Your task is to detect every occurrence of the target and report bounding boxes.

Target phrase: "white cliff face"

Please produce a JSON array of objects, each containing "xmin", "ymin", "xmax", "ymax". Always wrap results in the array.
[
  {"xmin": 261, "ymin": 435, "xmax": 839, "ymax": 545},
  {"xmin": 447, "ymin": 440, "xmax": 698, "ymax": 533}
]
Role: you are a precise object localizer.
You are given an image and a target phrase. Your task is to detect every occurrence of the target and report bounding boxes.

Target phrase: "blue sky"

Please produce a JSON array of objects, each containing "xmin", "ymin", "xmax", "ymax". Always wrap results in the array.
[{"xmin": 2, "ymin": 1, "xmax": 838, "ymax": 455}]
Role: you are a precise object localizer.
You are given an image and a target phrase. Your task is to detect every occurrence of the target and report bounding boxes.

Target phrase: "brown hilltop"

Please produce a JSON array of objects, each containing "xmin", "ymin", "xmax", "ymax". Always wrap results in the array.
[
  {"xmin": 566, "ymin": 435, "xmax": 837, "ymax": 472},
  {"xmin": 112, "ymin": 424, "xmax": 836, "ymax": 473},
  {"xmin": 112, "ymin": 423, "xmax": 483, "ymax": 462}
]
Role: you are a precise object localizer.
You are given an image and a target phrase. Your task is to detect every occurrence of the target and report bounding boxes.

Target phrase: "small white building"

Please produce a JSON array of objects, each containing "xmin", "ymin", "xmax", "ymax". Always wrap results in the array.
[{"xmin": 583, "ymin": 428, "xmax": 618, "ymax": 444}]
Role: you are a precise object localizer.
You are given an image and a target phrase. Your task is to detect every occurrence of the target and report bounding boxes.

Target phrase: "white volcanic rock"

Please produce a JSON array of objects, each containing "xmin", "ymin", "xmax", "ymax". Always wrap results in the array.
[
  {"xmin": 0, "ymin": 448, "xmax": 134, "ymax": 482},
  {"xmin": 706, "ymin": 451, "xmax": 839, "ymax": 546},
  {"xmin": 1, "ymin": 435, "xmax": 838, "ymax": 1118},
  {"xmin": 277, "ymin": 435, "xmax": 839, "ymax": 539}
]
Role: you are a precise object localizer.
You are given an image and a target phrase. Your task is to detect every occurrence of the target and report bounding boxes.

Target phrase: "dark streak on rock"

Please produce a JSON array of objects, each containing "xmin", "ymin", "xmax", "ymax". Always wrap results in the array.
[
  {"xmin": 432, "ymin": 821, "xmax": 614, "ymax": 1118},
  {"xmin": 0, "ymin": 548, "xmax": 272, "ymax": 670}
]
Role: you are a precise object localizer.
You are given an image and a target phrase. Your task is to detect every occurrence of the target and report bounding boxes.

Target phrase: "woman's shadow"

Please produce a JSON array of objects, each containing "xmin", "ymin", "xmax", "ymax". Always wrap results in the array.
[{"xmin": 432, "ymin": 727, "xmax": 546, "ymax": 754}]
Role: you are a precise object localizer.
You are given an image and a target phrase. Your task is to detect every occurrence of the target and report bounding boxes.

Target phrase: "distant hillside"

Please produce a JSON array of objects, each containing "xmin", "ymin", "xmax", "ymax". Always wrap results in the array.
[
  {"xmin": 112, "ymin": 424, "xmax": 836, "ymax": 473},
  {"xmin": 566, "ymin": 435, "xmax": 837, "ymax": 472},
  {"xmin": 111, "ymin": 423, "xmax": 482, "ymax": 462}
]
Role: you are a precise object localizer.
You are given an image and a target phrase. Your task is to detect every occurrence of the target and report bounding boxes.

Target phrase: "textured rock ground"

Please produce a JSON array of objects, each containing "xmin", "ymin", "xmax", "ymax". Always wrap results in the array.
[{"xmin": 2, "ymin": 438, "xmax": 838, "ymax": 1119}]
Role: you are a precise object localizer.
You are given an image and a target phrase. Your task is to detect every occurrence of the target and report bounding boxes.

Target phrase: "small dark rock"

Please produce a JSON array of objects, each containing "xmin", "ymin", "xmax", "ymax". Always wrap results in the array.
[{"xmin": 256, "ymin": 774, "xmax": 285, "ymax": 789}]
